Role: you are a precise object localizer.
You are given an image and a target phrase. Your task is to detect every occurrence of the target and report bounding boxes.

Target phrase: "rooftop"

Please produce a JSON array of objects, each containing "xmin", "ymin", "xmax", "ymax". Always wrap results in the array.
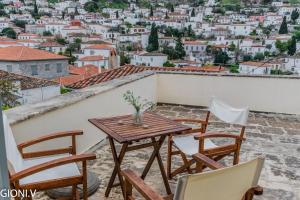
[
  {"xmin": 4, "ymin": 70, "xmax": 300, "ymax": 200},
  {"xmin": 0, "ymin": 46, "xmax": 67, "ymax": 61},
  {"xmin": 34, "ymin": 104, "xmax": 300, "ymax": 200},
  {"xmin": 0, "ymin": 69, "xmax": 58, "ymax": 90}
]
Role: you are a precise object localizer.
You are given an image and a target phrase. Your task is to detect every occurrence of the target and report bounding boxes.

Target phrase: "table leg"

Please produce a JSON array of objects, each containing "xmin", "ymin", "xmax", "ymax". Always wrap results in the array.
[
  {"xmin": 105, "ymin": 138, "xmax": 128, "ymax": 198},
  {"xmin": 141, "ymin": 136, "xmax": 172, "ymax": 195}
]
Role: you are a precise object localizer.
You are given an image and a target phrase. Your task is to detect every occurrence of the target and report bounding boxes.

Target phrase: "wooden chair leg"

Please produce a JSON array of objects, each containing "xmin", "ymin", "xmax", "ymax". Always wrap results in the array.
[
  {"xmin": 233, "ymin": 150, "xmax": 240, "ymax": 165},
  {"xmin": 72, "ymin": 185, "xmax": 77, "ymax": 200},
  {"xmin": 82, "ymin": 161, "xmax": 88, "ymax": 200},
  {"xmin": 124, "ymin": 178, "xmax": 133, "ymax": 200},
  {"xmin": 180, "ymin": 153, "xmax": 193, "ymax": 174},
  {"xmin": 167, "ymin": 136, "xmax": 172, "ymax": 179}
]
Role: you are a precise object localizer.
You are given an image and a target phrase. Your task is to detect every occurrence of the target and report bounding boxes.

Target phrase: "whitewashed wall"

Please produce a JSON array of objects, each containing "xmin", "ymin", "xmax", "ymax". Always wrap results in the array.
[
  {"xmin": 9, "ymin": 75, "xmax": 157, "ymax": 153},
  {"xmin": 157, "ymin": 73, "xmax": 300, "ymax": 114}
]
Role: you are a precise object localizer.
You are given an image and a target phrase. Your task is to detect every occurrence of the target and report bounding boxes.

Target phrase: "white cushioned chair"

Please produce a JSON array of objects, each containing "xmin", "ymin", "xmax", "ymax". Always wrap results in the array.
[
  {"xmin": 122, "ymin": 154, "xmax": 265, "ymax": 200},
  {"xmin": 3, "ymin": 114, "xmax": 96, "ymax": 200},
  {"xmin": 167, "ymin": 97, "xmax": 249, "ymax": 178}
]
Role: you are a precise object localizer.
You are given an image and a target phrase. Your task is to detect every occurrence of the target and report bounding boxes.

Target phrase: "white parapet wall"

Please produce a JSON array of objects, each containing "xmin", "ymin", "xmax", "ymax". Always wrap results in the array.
[
  {"xmin": 5, "ymin": 71, "xmax": 300, "ymax": 153},
  {"xmin": 5, "ymin": 72, "xmax": 157, "ymax": 153},
  {"xmin": 157, "ymin": 72, "xmax": 300, "ymax": 115}
]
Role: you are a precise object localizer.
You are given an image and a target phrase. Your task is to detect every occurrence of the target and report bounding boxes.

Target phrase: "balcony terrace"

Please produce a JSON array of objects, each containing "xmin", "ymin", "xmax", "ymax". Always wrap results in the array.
[{"xmin": 5, "ymin": 70, "xmax": 300, "ymax": 200}]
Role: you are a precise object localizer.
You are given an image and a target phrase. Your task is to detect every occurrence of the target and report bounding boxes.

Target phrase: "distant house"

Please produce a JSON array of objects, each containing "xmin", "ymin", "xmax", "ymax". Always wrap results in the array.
[
  {"xmin": 76, "ymin": 55, "xmax": 109, "ymax": 69},
  {"xmin": 82, "ymin": 44, "xmax": 119, "ymax": 68},
  {"xmin": 131, "ymin": 52, "xmax": 168, "ymax": 67},
  {"xmin": 0, "ymin": 46, "xmax": 69, "ymax": 79},
  {"xmin": 183, "ymin": 40, "xmax": 207, "ymax": 58},
  {"xmin": 239, "ymin": 61, "xmax": 273, "ymax": 75},
  {"xmin": 0, "ymin": 70, "xmax": 60, "ymax": 105},
  {"xmin": 283, "ymin": 56, "xmax": 300, "ymax": 74},
  {"xmin": 39, "ymin": 42, "xmax": 66, "ymax": 54}
]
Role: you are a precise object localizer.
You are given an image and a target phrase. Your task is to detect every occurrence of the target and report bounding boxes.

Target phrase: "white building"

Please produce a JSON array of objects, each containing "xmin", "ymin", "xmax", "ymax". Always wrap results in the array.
[
  {"xmin": 0, "ymin": 70, "xmax": 60, "ymax": 105},
  {"xmin": 131, "ymin": 52, "xmax": 168, "ymax": 67},
  {"xmin": 239, "ymin": 61, "xmax": 273, "ymax": 75}
]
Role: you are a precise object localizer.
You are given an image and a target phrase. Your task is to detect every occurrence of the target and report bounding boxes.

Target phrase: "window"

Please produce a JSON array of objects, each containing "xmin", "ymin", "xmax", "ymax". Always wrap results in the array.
[
  {"xmin": 6, "ymin": 65, "xmax": 12, "ymax": 72},
  {"xmin": 150, "ymin": 57, "xmax": 153, "ymax": 62},
  {"xmin": 90, "ymin": 50, "xmax": 95, "ymax": 55},
  {"xmin": 56, "ymin": 63, "xmax": 62, "ymax": 73},
  {"xmin": 45, "ymin": 64, "xmax": 50, "ymax": 71},
  {"xmin": 31, "ymin": 65, "xmax": 38, "ymax": 75}
]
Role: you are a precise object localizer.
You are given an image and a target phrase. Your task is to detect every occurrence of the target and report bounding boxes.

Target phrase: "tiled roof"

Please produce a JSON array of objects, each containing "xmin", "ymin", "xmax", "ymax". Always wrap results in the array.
[
  {"xmin": 240, "ymin": 61, "xmax": 272, "ymax": 67},
  {"xmin": 0, "ymin": 70, "xmax": 58, "ymax": 90},
  {"xmin": 79, "ymin": 55, "xmax": 107, "ymax": 61},
  {"xmin": 84, "ymin": 44, "xmax": 114, "ymax": 50},
  {"xmin": 0, "ymin": 46, "xmax": 68, "ymax": 61},
  {"xmin": 69, "ymin": 65, "xmax": 100, "ymax": 76},
  {"xmin": 67, "ymin": 65, "xmax": 226, "ymax": 89},
  {"xmin": 39, "ymin": 42, "xmax": 64, "ymax": 47}
]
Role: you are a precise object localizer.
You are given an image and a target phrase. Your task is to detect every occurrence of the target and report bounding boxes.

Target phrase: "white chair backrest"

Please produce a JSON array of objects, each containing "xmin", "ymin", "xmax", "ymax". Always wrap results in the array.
[
  {"xmin": 3, "ymin": 113, "xmax": 24, "ymax": 172},
  {"xmin": 209, "ymin": 98, "xmax": 249, "ymax": 126},
  {"xmin": 174, "ymin": 157, "xmax": 264, "ymax": 200}
]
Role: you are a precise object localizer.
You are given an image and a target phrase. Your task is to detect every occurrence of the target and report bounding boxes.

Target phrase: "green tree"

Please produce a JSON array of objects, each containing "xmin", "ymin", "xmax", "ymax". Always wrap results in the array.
[
  {"xmin": 230, "ymin": 64, "xmax": 239, "ymax": 73},
  {"xmin": 287, "ymin": 36, "xmax": 296, "ymax": 56},
  {"xmin": 243, "ymin": 54, "xmax": 253, "ymax": 61},
  {"xmin": 187, "ymin": 25, "xmax": 196, "ymax": 38},
  {"xmin": 147, "ymin": 23, "xmax": 159, "ymax": 52},
  {"xmin": 149, "ymin": 6, "xmax": 153, "ymax": 17},
  {"xmin": 175, "ymin": 37, "xmax": 186, "ymax": 59},
  {"xmin": 0, "ymin": 80, "xmax": 19, "ymax": 109},
  {"xmin": 1, "ymin": 28, "xmax": 16, "ymax": 39},
  {"xmin": 84, "ymin": 1, "xmax": 98, "ymax": 12},
  {"xmin": 191, "ymin": 8, "xmax": 195, "ymax": 17},
  {"xmin": 165, "ymin": 11, "xmax": 169, "ymax": 19},
  {"xmin": 279, "ymin": 16, "xmax": 288, "ymax": 34},
  {"xmin": 275, "ymin": 40, "xmax": 288, "ymax": 53},
  {"xmin": 55, "ymin": 37, "xmax": 67, "ymax": 45},
  {"xmin": 43, "ymin": 31, "xmax": 52, "ymax": 36},
  {"xmin": 33, "ymin": 0, "xmax": 38, "ymax": 15},
  {"xmin": 291, "ymin": 9, "xmax": 299, "ymax": 24},
  {"xmin": 214, "ymin": 50, "xmax": 230, "ymax": 65},
  {"xmin": 163, "ymin": 60, "xmax": 175, "ymax": 67},
  {"xmin": 162, "ymin": 46, "xmax": 178, "ymax": 60},
  {"xmin": 74, "ymin": 7, "xmax": 79, "ymax": 15},
  {"xmin": 228, "ymin": 42, "xmax": 236, "ymax": 51},
  {"xmin": 120, "ymin": 52, "xmax": 130, "ymax": 65},
  {"xmin": 13, "ymin": 20, "xmax": 27, "ymax": 29},
  {"xmin": 254, "ymin": 52, "xmax": 265, "ymax": 61}
]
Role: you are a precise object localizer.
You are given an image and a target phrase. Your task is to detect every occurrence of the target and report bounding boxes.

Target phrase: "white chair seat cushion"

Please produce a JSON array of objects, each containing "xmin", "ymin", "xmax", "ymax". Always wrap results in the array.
[
  {"xmin": 20, "ymin": 154, "xmax": 81, "ymax": 185},
  {"xmin": 173, "ymin": 134, "xmax": 218, "ymax": 156}
]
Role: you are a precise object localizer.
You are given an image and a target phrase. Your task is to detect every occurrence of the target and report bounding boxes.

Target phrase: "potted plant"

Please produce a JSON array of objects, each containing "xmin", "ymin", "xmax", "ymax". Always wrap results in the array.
[{"xmin": 123, "ymin": 90, "xmax": 153, "ymax": 125}]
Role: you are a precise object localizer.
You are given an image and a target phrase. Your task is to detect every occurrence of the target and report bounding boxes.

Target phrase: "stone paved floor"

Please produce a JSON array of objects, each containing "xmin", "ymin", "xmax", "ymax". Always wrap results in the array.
[{"xmin": 35, "ymin": 105, "xmax": 300, "ymax": 200}]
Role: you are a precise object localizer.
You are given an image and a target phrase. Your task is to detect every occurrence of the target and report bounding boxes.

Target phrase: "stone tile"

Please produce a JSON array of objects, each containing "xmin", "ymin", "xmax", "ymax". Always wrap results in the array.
[{"xmin": 34, "ymin": 105, "xmax": 300, "ymax": 200}]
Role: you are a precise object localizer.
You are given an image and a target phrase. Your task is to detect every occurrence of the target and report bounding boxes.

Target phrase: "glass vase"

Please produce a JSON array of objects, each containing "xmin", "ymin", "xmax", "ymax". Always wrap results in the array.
[{"xmin": 132, "ymin": 110, "xmax": 143, "ymax": 125}]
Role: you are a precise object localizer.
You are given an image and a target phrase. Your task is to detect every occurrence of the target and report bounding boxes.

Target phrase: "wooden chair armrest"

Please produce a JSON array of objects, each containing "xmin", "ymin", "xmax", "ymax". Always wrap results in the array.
[
  {"xmin": 18, "ymin": 130, "xmax": 83, "ymax": 150},
  {"xmin": 174, "ymin": 118, "xmax": 208, "ymax": 124},
  {"xmin": 10, "ymin": 153, "xmax": 96, "ymax": 182},
  {"xmin": 121, "ymin": 169, "xmax": 164, "ymax": 200},
  {"xmin": 194, "ymin": 132, "xmax": 242, "ymax": 140},
  {"xmin": 192, "ymin": 153, "xmax": 224, "ymax": 170}
]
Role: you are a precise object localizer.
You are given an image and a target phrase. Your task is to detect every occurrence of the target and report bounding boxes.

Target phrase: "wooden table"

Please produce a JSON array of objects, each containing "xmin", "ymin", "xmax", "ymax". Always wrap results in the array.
[{"xmin": 89, "ymin": 112, "xmax": 190, "ymax": 198}]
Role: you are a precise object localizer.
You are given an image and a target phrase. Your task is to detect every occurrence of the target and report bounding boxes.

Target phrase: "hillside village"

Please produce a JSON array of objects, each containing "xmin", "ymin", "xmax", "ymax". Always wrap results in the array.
[{"xmin": 0, "ymin": 0, "xmax": 300, "ymax": 106}]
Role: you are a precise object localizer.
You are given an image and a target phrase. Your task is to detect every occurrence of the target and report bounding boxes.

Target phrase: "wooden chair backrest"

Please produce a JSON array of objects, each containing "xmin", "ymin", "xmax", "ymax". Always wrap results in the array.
[{"xmin": 174, "ymin": 157, "xmax": 265, "ymax": 200}]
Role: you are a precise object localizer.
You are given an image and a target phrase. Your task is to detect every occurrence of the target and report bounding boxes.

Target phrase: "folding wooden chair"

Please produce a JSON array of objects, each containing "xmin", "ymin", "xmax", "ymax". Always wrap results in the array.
[
  {"xmin": 167, "ymin": 97, "xmax": 249, "ymax": 178},
  {"xmin": 3, "ymin": 114, "xmax": 96, "ymax": 200},
  {"xmin": 122, "ymin": 154, "xmax": 264, "ymax": 200}
]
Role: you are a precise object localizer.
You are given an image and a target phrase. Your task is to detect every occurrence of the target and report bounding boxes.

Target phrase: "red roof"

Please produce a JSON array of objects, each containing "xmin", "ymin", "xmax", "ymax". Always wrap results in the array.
[
  {"xmin": 69, "ymin": 65, "xmax": 100, "ymax": 76},
  {"xmin": 79, "ymin": 55, "xmax": 107, "ymax": 61},
  {"xmin": 67, "ymin": 65, "xmax": 226, "ymax": 89},
  {"xmin": 0, "ymin": 46, "xmax": 67, "ymax": 61}
]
